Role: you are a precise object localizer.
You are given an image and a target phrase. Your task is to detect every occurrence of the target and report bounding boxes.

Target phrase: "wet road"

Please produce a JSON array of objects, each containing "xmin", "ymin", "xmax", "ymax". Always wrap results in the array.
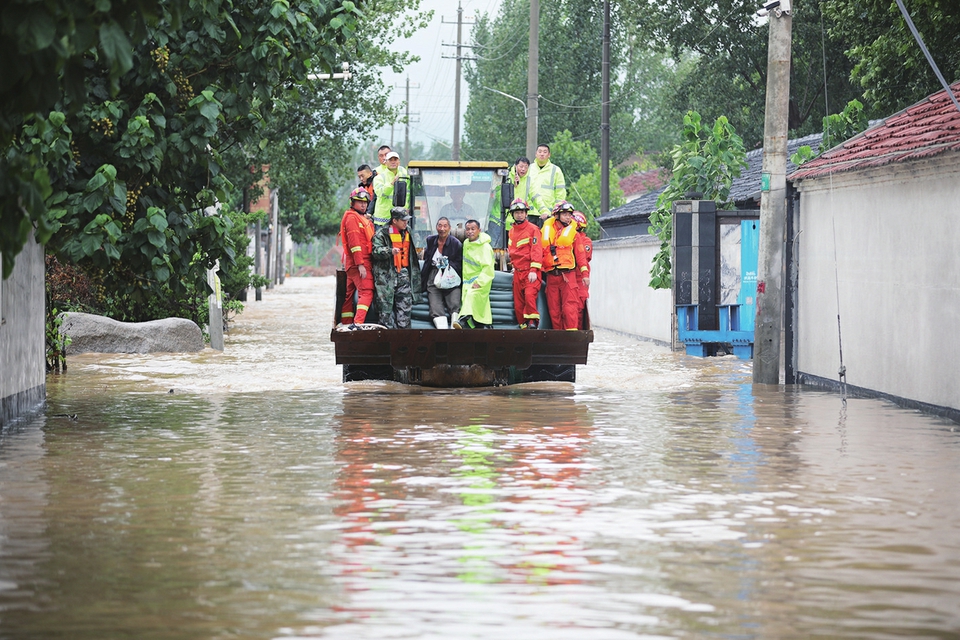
[{"xmin": 1, "ymin": 277, "xmax": 958, "ymax": 639}]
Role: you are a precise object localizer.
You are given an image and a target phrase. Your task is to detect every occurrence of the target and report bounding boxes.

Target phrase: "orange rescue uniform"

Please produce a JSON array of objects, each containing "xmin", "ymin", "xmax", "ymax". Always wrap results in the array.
[
  {"xmin": 507, "ymin": 218, "xmax": 544, "ymax": 326},
  {"xmin": 339, "ymin": 208, "xmax": 375, "ymax": 324},
  {"xmin": 541, "ymin": 218, "xmax": 580, "ymax": 330},
  {"xmin": 574, "ymin": 232, "xmax": 592, "ymax": 329}
]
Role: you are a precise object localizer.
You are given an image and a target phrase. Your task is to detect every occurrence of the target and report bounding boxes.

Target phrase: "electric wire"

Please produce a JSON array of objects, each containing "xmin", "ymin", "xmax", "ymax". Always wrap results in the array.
[{"xmin": 894, "ymin": 0, "xmax": 960, "ymax": 115}]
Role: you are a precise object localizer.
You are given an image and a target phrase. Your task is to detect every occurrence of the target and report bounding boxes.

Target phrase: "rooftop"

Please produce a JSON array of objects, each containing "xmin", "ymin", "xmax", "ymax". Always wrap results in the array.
[{"xmin": 790, "ymin": 81, "xmax": 960, "ymax": 181}]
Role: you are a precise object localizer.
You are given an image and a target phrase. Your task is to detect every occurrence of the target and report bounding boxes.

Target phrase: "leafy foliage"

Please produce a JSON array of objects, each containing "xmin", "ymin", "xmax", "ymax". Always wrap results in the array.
[
  {"xmin": 568, "ymin": 167, "xmax": 625, "ymax": 240},
  {"xmin": 822, "ymin": 0, "xmax": 960, "ymax": 117},
  {"xmin": 623, "ymin": 0, "xmax": 861, "ymax": 149},
  {"xmin": 647, "ymin": 111, "xmax": 747, "ymax": 289},
  {"xmin": 790, "ymin": 99, "xmax": 868, "ymax": 166}
]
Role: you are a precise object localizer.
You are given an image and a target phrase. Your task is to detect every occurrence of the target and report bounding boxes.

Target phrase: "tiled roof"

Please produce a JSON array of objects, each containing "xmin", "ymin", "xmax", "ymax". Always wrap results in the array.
[
  {"xmin": 790, "ymin": 81, "xmax": 960, "ymax": 181},
  {"xmin": 619, "ymin": 168, "xmax": 669, "ymax": 197},
  {"xmin": 599, "ymin": 132, "xmax": 822, "ymax": 222}
]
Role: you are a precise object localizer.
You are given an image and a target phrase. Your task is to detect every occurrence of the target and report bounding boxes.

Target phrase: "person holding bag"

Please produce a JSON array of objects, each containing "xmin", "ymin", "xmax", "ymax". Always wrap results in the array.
[{"xmin": 419, "ymin": 216, "xmax": 463, "ymax": 329}]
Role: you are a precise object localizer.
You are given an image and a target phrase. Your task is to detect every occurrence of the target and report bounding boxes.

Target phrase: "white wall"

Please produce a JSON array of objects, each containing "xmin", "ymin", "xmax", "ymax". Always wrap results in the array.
[
  {"xmin": 0, "ymin": 233, "xmax": 46, "ymax": 425},
  {"xmin": 590, "ymin": 234, "xmax": 673, "ymax": 344},
  {"xmin": 795, "ymin": 155, "xmax": 960, "ymax": 412}
]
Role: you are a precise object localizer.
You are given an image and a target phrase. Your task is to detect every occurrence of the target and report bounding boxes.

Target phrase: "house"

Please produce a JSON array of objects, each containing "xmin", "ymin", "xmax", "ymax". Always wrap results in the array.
[{"xmin": 788, "ymin": 82, "xmax": 960, "ymax": 419}]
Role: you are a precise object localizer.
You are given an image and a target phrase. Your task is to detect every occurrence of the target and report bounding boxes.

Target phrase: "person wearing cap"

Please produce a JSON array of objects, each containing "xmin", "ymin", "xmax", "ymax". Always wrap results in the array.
[
  {"xmin": 371, "ymin": 207, "xmax": 420, "ymax": 328},
  {"xmin": 372, "ymin": 150, "xmax": 409, "ymax": 226},
  {"xmin": 453, "ymin": 219, "xmax": 495, "ymax": 329},
  {"xmin": 507, "ymin": 199, "xmax": 543, "ymax": 329},
  {"xmin": 338, "ymin": 188, "xmax": 376, "ymax": 326},
  {"xmin": 529, "ymin": 144, "xmax": 567, "ymax": 222},
  {"xmin": 420, "ymin": 216, "xmax": 463, "ymax": 329},
  {"xmin": 572, "ymin": 211, "xmax": 592, "ymax": 329},
  {"xmin": 540, "ymin": 200, "xmax": 580, "ymax": 330}
]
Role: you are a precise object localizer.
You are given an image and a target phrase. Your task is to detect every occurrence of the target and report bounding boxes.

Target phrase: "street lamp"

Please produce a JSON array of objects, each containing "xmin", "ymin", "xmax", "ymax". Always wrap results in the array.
[{"xmin": 481, "ymin": 86, "xmax": 528, "ymax": 119}]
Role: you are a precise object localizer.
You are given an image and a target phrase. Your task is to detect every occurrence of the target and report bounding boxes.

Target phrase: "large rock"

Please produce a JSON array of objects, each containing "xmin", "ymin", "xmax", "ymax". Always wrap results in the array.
[{"xmin": 61, "ymin": 312, "xmax": 204, "ymax": 354}]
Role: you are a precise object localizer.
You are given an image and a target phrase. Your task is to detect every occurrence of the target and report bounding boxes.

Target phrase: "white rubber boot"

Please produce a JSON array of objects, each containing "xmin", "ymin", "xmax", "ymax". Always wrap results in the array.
[
  {"xmin": 451, "ymin": 313, "xmax": 462, "ymax": 330},
  {"xmin": 433, "ymin": 316, "xmax": 449, "ymax": 330}
]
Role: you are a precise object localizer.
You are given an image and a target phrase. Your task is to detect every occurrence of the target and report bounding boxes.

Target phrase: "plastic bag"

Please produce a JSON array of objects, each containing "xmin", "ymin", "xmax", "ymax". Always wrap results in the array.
[{"xmin": 434, "ymin": 265, "xmax": 461, "ymax": 290}]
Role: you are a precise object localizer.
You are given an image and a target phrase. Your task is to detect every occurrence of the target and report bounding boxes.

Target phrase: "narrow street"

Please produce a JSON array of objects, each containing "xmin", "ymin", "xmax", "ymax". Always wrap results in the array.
[{"xmin": 1, "ymin": 277, "xmax": 958, "ymax": 639}]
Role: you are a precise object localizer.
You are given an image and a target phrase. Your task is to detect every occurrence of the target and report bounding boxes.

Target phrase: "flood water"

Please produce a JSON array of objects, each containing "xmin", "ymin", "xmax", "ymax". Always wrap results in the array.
[{"xmin": 2, "ymin": 278, "xmax": 959, "ymax": 639}]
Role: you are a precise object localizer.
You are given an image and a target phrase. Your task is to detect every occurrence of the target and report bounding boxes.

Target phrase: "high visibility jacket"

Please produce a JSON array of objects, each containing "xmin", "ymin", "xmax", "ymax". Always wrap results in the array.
[
  {"xmin": 507, "ymin": 165, "xmax": 546, "ymax": 216},
  {"xmin": 461, "ymin": 231, "xmax": 495, "ymax": 325},
  {"xmin": 388, "ymin": 225, "xmax": 412, "ymax": 272},
  {"xmin": 508, "ymin": 219, "xmax": 543, "ymax": 273},
  {"xmin": 541, "ymin": 218, "xmax": 577, "ymax": 271},
  {"xmin": 373, "ymin": 165, "xmax": 410, "ymax": 224},
  {"xmin": 339, "ymin": 208, "xmax": 374, "ymax": 268},
  {"xmin": 529, "ymin": 161, "xmax": 566, "ymax": 216}
]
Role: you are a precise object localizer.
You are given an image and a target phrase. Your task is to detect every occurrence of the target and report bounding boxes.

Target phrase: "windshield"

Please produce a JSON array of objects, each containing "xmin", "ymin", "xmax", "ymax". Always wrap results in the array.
[{"xmin": 411, "ymin": 169, "xmax": 504, "ymax": 248}]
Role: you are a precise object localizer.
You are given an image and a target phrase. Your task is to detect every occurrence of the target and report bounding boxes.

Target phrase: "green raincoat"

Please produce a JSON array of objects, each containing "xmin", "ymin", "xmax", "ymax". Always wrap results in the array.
[{"xmin": 460, "ymin": 231, "xmax": 495, "ymax": 325}]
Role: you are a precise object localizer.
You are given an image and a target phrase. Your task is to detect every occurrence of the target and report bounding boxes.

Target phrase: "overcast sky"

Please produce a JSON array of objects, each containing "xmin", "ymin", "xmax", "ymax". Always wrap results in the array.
[{"xmin": 370, "ymin": 0, "xmax": 505, "ymax": 156}]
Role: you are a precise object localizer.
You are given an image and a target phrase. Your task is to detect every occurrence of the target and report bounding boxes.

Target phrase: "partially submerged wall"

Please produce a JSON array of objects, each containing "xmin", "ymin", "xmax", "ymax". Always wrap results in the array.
[
  {"xmin": 1, "ymin": 234, "xmax": 46, "ymax": 426},
  {"xmin": 794, "ymin": 156, "xmax": 960, "ymax": 416},
  {"xmin": 590, "ymin": 234, "xmax": 673, "ymax": 345}
]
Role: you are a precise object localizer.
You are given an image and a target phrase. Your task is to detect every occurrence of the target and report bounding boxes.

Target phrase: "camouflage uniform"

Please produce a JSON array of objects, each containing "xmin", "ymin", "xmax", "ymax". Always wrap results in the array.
[{"xmin": 372, "ymin": 224, "xmax": 421, "ymax": 328}]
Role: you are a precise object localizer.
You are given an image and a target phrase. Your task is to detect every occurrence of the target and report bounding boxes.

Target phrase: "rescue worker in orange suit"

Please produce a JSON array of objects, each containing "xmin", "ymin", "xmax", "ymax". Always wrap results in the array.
[
  {"xmin": 540, "ymin": 201, "xmax": 581, "ymax": 330},
  {"xmin": 507, "ymin": 198, "xmax": 543, "ymax": 329},
  {"xmin": 339, "ymin": 188, "xmax": 376, "ymax": 326},
  {"xmin": 572, "ymin": 211, "xmax": 592, "ymax": 329}
]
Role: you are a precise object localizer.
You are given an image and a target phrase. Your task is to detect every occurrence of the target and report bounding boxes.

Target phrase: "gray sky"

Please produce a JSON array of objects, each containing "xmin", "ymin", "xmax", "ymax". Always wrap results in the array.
[{"xmin": 371, "ymin": 0, "xmax": 505, "ymax": 156}]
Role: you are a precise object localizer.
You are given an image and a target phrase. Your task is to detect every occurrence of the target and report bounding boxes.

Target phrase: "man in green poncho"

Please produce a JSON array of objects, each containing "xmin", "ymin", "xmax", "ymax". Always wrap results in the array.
[{"xmin": 453, "ymin": 219, "xmax": 494, "ymax": 329}]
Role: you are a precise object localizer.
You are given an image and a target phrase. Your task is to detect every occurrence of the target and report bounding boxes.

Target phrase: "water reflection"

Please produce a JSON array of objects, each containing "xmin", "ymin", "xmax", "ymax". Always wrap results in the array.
[{"xmin": 0, "ymin": 279, "xmax": 958, "ymax": 639}]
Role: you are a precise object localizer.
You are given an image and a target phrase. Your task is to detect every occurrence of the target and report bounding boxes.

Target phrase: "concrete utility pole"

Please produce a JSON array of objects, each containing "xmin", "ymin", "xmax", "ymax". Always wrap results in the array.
[
  {"xmin": 454, "ymin": 3, "xmax": 464, "ymax": 160},
  {"xmin": 405, "ymin": 77, "xmax": 411, "ymax": 161},
  {"xmin": 600, "ymin": 0, "xmax": 611, "ymax": 214},
  {"xmin": 526, "ymin": 0, "xmax": 540, "ymax": 159},
  {"xmin": 753, "ymin": 1, "xmax": 793, "ymax": 384}
]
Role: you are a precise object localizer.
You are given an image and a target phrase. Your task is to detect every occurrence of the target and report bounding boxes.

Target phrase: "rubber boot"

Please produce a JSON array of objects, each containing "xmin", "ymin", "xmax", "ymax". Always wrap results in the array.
[
  {"xmin": 451, "ymin": 312, "xmax": 462, "ymax": 330},
  {"xmin": 433, "ymin": 316, "xmax": 449, "ymax": 330}
]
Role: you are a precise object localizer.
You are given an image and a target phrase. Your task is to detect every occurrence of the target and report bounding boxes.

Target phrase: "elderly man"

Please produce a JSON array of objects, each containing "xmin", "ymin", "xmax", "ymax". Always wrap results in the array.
[
  {"xmin": 372, "ymin": 150, "xmax": 409, "ymax": 226},
  {"xmin": 529, "ymin": 144, "xmax": 567, "ymax": 221},
  {"xmin": 420, "ymin": 217, "xmax": 463, "ymax": 329},
  {"xmin": 372, "ymin": 207, "xmax": 420, "ymax": 329},
  {"xmin": 453, "ymin": 219, "xmax": 495, "ymax": 329}
]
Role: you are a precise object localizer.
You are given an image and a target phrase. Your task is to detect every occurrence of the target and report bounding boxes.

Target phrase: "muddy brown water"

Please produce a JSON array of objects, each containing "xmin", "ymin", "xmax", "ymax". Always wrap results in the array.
[{"xmin": 1, "ymin": 277, "xmax": 958, "ymax": 639}]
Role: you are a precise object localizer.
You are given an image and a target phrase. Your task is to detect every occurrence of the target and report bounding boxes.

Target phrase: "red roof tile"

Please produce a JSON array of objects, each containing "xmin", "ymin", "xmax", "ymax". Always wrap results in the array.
[
  {"xmin": 618, "ymin": 169, "xmax": 668, "ymax": 196},
  {"xmin": 789, "ymin": 81, "xmax": 960, "ymax": 181}
]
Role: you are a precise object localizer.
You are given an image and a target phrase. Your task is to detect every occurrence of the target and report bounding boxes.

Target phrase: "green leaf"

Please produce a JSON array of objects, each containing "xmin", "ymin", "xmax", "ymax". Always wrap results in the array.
[{"xmin": 99, "ymin": 21, "xmax": 134, "ymax": 75}]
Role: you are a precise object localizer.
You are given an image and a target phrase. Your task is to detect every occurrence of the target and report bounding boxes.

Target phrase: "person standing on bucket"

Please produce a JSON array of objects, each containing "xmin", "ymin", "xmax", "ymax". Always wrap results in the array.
[
  {"xmin": 372, "ymin": 207, "xmax": 420, "ymax": 329},
  {"xmin": 453, "ymin": 219, "xmax": 494, "ymax": 329},
  {"xmin": 507, "ymin": 198, "xmax": 543, "ymax": 329},
  {"xmin": 338, "ymin": 188, "xmax": 376, "ymax": 326},
  {"xmin": 420, "ymin": 216, "xmax": 463, "ymax": 329}
]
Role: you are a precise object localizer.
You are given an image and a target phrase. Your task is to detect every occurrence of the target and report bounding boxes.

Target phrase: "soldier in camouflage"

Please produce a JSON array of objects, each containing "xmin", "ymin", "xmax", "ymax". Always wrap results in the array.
[{"xmin": 372, "ymin": 207, "xmax": 421, "ymax": 328}]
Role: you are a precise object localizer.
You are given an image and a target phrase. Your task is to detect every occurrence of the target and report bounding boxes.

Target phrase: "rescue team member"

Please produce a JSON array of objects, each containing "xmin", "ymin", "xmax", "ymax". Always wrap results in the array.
[
  {"xmin": 507, "ymin": 199, "xmax": 543, "ymax": 329},
  {"xmin": 572, "ymin": 211, "xmax": 592, "ymax": 329},
  {"xmin": 541, "ymin": 201, "xmax": 580, "ymax": 330},
  {"xmin": 372, "ymin": 207, "xmax": 420, "ymax": 329},
  {"xmin": 508, "ymin": 157, "xmax": 545, "ymax": 226},
  {"xmin": 372, "ymin": 150, "xmax": 409, "ymax": 227},
  {"xmin": 339, "ymin": 188, "xmax": 376, "ymax": 326},
  {"xmin": 529, "ymin": 144, "xmax": 566, "ymax": 222},
  {"xmin": 420, "ymin": 216, "xmax": 463, "ymax": 329},
  {"xmin": 453, "ymin": 219, "xmax": 495, "ymax": 329}
]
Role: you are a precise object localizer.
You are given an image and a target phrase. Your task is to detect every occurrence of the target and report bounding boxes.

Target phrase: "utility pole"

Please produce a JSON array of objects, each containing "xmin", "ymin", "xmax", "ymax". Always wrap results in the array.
[
  {"xmin": 753, "ymin": 0, "xmax": 793, "ymax": 384},
  {"xmin": 405, "ymin": 77, "xmax": 411, "ymax": 161},
  {"xmin": 442, "ymin": 5, "xmax": 475, "ymax": 160},
  {"xmin": 600, "ymin": 0, "xmax": 611, "ymax": 214},
  {"xmin": 526, "ymin": 0, "xmax": 539, "ymax": 159}
]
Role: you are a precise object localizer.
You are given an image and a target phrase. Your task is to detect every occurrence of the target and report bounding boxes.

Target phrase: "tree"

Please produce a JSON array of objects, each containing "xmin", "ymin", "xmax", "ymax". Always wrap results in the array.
[
  {"xmin": 568, "ymin": 166, "xmax": 625, "ymax": 240},
  {"xmin": 821, "ymin": 0, "xmax": 960, "ymax": 116},
  {"xmin": 647, "ymin": 111, "xmax": 747, "ymax": 289},
  {"xmin": 462, "ymin": 0, "xmax": 667, "ymax": 163},
  {"xmin": 548, "ymin": 130, "xmax": 598, "ymax": 184},
  {"xmin": 623, "ymin": 0, "xmax": 862, "ymax": 149}
]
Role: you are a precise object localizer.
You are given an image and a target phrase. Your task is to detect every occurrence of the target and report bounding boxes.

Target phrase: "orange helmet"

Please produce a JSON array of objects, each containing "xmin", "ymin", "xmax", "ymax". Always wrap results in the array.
[
  {"xmin": 552, "ymin": 200, "xmax": 574, "ymax": 215},
  {"xmin": 572, "ymin": 211, "xmax": 587, "ymax": 228},
  {"xmin": 349, "ymin": 187, "xmax": 370, "ymax": 202}
]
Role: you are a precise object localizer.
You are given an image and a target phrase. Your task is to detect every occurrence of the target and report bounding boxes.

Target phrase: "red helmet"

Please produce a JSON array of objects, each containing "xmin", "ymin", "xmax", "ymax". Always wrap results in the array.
[
  {"xmin": 509, "ymin": 198, "xmax": 530, "ymax": 212},
  {"xmin": 552, "ymin": 200, "xmax": 574, "ymax": 215},
  {"xmin": 572, "ymin": 211, "xmax": 587, "ymax": 228},
  {"xmin": 349, "ymin": 187, "xmax": 370, "ymax": 202}
]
